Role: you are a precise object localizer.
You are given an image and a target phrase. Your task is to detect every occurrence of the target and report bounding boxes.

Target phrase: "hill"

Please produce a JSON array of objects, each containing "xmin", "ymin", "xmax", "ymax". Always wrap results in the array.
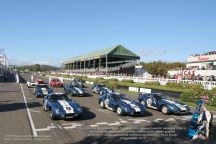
[{"xmin": 16, "ymin": 64, "xmax": 61, "ymax": 72}]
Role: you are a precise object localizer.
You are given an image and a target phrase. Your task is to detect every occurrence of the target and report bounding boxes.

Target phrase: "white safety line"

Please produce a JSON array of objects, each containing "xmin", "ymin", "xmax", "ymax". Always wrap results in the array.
[
  {"xmin": 64, "ymin": 123, "xmax": 83, "ymax": 129},
  {"xmin": 96, "ymin": 122, "xmax": 109, "ymax": 125},
  {"xmin": 108, "ymin": 121, "xmax": 120, "ymax": 126},
  {"xmin": 20, "ymin": 83, "xmax": 38, "ymax": 137},
  {"xmin": 153, "ymin": 118, "xmax": 164, "ymax": 122},
  {"xmin": 90, "ymin": 125, "xmax": 98, "ymax": 127},
  {"xmin": 36, "ymin": 125, "xmax": 57, "ymax": 132},
  {"xmin": 57, "ymin": 124, "xmax": 63, "ymax": 130},
  {"xmin": 29, "ymin": 110, "xmax": 41, "ymax": 113}
]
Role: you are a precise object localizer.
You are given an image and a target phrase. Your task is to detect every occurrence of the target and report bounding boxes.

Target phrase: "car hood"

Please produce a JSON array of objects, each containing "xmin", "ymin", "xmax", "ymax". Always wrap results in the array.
[
  {"xmin": 52, "ymin": 100, "xmax": 81, "ymax": 111},
  {"xmin": 161, "ymin": 99, "xmax": 187, "ymax": 109},
  {"xmin": 73, "ymin": 87, "xmax": 84, "ymax": 93},
  {"xmin": 118, "ymin": 99, "xmax": 140, "ymax": 107}
]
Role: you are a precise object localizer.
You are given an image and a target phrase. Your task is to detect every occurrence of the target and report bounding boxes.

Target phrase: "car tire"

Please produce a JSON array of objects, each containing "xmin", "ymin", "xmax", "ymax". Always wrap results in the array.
[
  {"xmin": 161, "ymin": 106, "xmax": 169, "ymax": 115},
  {"xmin": 70, "ymin": 93, "xmax": 73, "ymax": 97},
  {"xmin": 116, "ymin": 106, "xmax": 123, "ymax": 116},
  {"xmin": 100, "ymin": 101, "xmax": 105, "ymax": 109},
  {"xmin": 50, "ymin": 110, "xmax": 56, "ymax": 120},
  {"xmin": 43, "ymin": 104, "xmax": 47, "ymax": 111}
]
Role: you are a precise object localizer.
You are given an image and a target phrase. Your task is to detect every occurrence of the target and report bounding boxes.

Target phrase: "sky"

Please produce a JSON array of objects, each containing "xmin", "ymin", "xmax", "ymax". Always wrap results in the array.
[{"xmin": 0, "ymin": 0, "xmax": 215, "ymax": 66}]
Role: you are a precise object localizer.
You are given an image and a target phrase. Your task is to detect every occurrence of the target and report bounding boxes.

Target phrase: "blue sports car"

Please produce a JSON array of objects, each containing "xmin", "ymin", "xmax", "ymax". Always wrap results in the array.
[
  {"xmin": 33, "ymin": 84, "xmax": 53, "ymax": 98},
  {"xmin": 138, "ymin": 93, "xmax": 190, "ymax": 115},
  {"xmin": 92, "ymin": 83, "xmax": 105, "ymax": 94},
  {"xmin": 64, "ymin": 84, "xmax": 88, "ymax": 96},
  {"xmin": 99, "ymin": 92, "xmax": 146, "ymax": 116},
  {"xmin": 43, "ymin": 93, "xmax": 82, "ymax": 120}
]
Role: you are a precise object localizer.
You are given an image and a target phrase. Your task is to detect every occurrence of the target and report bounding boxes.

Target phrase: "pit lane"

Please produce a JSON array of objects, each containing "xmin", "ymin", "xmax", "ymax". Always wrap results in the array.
[{"xmin": 0, "ymin": 73, "xmax": 215, "ymax": 144}]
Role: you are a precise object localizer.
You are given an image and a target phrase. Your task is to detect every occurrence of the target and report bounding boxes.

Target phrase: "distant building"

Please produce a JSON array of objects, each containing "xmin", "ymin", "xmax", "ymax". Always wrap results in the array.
[
  {"xmin": 167, "ymin": 51, "xmax": 216, "ymax": 81},
  {"xmin": 186, "ymin": 51, "xmax": 216, "ymax": 70},
  {"xmin": 64, "ymin": 45, "xmax": 140, "ymax": 75}
]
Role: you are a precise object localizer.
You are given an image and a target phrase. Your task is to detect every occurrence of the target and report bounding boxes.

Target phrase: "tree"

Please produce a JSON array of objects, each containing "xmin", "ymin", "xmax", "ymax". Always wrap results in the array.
[{"xmin": 141, "ymin": 61, "xmax": 186, "ymax": 77}]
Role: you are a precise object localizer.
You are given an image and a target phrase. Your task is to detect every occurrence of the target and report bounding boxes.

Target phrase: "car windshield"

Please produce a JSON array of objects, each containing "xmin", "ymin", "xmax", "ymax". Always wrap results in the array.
[
  {"xmin": 70, "ymin": 83, "xmax": 81, "ymax": 88},
  {"xmin": 111, "ymin": 93, "xmax": 129, "ymax": 100},
  {"xmin": 52, "ymin": 79, "xmax": 59, "ymax": 82},
  {"xmin": 50, "ymin": 94, "xmax": 70, "ymax": 101},
  {"xmin": 156, "ymin": 94, "xmax": 174, "ymax": 100},
  {"xmin": 97, "ymin": 84, "xmax": 104, "ymax": 87}
]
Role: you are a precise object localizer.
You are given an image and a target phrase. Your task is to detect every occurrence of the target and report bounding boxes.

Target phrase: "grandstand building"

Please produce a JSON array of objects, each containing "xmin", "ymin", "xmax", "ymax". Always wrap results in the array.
[
  {"xmin": 64, "ymin": 45, "xmax": 140, "ymax": 75},
  {"xmin": 168, "ymin": 51, "xmax": 216, "ymax": 80},
  {"xmin": 186, "ymin": 51, "xmax": 216, "ymax": 70}
]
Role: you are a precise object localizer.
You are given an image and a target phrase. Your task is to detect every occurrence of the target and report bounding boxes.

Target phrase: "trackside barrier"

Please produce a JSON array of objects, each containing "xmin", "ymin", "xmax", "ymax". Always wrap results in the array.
[
  {"xmin": 48, "ymin": 73, "xmax": 216, "ymax": 90},
  {"xmin": 129, "ymin": 87, "xmax": 139, "ymax": 92},
  {"xmin": 86, "ymin": 81, "xmax": 90, "ymax": 84},
  {"xmin": 140, "ymin": 88, "xmax": 151, "ymax": 93}
]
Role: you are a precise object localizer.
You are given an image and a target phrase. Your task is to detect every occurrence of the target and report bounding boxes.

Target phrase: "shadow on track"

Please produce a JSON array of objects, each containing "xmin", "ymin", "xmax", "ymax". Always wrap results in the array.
[{"xmin": 0, "ymin": 102, "xmax": 42, "ymax": 112}]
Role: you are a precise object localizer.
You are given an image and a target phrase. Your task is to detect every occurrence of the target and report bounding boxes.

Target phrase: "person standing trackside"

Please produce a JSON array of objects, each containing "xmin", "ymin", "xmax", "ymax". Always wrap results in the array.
[
  {"xmin": 3, "ymin": 71, "xmax": 7, "ymax": 82},
  {"xmin": 197, "ymin": 106, "xmax": 212, "ymax": 139},
  {"xmin": 31, "ymin": 75, "xmax": 34, "ymax": 82}
]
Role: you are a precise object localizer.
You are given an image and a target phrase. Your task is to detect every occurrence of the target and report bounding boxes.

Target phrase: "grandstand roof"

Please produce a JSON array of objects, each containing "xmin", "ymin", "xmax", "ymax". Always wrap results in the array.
[{"xmin": 64, "ymin": 44, "xmax": 140, "ymax": 64}]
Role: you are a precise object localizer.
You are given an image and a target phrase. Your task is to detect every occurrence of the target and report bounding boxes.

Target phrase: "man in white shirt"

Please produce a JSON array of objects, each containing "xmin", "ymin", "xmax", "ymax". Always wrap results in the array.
[{"xmin": 196, "ymin": 106, "xmax": 212, "ymax": 139}]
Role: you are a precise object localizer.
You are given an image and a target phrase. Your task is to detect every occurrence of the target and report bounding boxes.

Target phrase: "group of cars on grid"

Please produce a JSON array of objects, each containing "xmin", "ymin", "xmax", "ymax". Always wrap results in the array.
[{"xmin": 26, "ymin": 77, "xmax": 190, "ymax": 120}]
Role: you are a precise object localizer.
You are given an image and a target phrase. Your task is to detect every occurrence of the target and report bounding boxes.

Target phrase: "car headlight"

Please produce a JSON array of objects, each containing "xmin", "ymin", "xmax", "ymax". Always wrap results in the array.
[
  {"xmin": 77, "ymin": 107, "xmax": 82, "ymax": 112},
  {"xmin": 169, "ymin": 105, "xmax": 177, "ymax": 111},
  {"xmin": 55, "ymin": 109, "xmax": 60, "ymax": 113}
]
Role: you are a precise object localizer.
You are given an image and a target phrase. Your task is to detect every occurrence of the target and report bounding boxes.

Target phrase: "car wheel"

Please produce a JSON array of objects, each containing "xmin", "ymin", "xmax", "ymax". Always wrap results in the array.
[
  {"xmin": 43, "ymin": 104, "xmax": 47, "ymax": 111},
  {"xmin": 161, "ymin": 106, "xmax": 169, "ymax": 115},
  {"xmin": 116, "ymin": 106, "xmax": 123, "ymax": 116},
  {"xmin": 100, "ymin": 101, "xmax": 105, "ymax": 109},
  {"xmin": 50, "ymin": 110, "xmax": 56, "ymax": 120},
  {"xmin": 70, "ymin": 93, "xmax": 73, "ymax": 97}
]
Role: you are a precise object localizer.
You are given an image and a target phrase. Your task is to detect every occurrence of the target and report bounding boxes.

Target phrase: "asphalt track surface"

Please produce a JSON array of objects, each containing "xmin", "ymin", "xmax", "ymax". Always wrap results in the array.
[{"xmin": 0, "ymin": 73, "xmax": 215, "ymax": 144}]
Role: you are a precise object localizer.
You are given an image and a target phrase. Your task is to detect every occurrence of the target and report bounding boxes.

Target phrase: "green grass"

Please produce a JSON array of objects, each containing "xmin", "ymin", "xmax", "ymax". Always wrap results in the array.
[{"xmin": 118, "ymin": 82, "xmax": 186, "ymax": 93}]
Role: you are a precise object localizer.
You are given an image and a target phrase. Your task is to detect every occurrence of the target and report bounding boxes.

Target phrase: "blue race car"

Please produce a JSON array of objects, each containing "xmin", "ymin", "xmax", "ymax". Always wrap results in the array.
[
  {"xmin": 92, "ymin": 84, "xmax": 105, "ymax": 93},
  {"xmin": 138, "ymin": 93, "xmax": 190, "ymax": 115},
  {"xmin": 64, "ymin": 84, "xmax": 88, "ymax": 96},
  {"xmin": 98, "ymin": 87, "xmax": 114, "ymax": 95},
  {"xmin": 43, "ymin": 93, "xmax": 82, "ymax": 120},
  {"xmin": 33, "ymin": 84, "xmax": 53, "ymax": 98},
  {"xmin": 99, "ymin": 92, "xmax": 146, "ymax": 116}
]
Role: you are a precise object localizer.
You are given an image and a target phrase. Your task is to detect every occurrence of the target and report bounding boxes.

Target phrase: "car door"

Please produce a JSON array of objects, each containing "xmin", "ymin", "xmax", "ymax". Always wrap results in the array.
[
  {"xmin": 107, "ymin": 95, "xmax": 116, "ymax": 109},
  {"xmin": 104, "ymin": 95, "xmax": 110, "ymax": 108},
  {"xmin": 146, "ymin": 94, "xmax": 157, "ymax": 109}
]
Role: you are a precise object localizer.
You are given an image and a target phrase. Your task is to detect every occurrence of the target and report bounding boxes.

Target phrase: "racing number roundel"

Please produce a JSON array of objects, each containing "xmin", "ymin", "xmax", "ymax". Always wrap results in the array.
[{"xmin": 147, "ymin": 99, "xmax": 152, "ymax": 106}]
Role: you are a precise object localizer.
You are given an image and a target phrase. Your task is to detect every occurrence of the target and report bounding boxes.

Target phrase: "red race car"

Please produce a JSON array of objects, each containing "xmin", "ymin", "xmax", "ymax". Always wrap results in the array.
[
  {"xmin": 49, "ymin": 78, "xmax": 63, "ymax": 87},
  {"xmin": 35, "ymin": 78, "xmax": 44, "ymax": 84}
]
